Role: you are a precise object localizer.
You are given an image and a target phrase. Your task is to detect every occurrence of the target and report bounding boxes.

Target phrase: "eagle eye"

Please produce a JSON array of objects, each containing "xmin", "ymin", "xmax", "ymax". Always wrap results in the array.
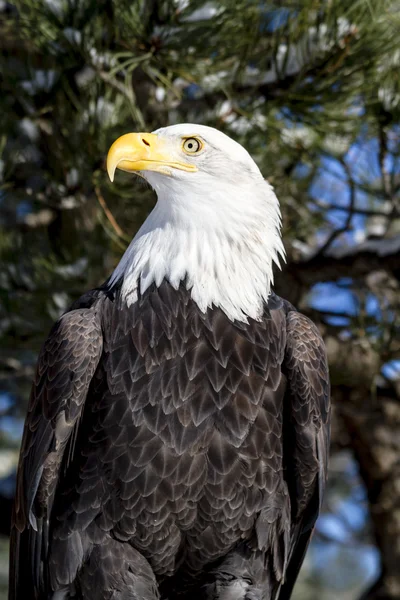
[{"xmin": 182, "ymin": 137, "xmax": 202, "ymax": 154}]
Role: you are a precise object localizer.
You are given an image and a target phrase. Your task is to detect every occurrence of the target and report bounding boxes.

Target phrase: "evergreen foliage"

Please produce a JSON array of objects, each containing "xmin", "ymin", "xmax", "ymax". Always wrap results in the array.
[{"xmin": 1, "ymin": 2, "xmax": 400, "ymax": 598}]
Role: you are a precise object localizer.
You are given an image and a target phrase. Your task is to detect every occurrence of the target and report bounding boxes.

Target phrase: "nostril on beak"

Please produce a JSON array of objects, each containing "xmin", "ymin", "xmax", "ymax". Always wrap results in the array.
[{"xmin": 142, "ymin": 138, "xmax": 150, "ymax": 147}]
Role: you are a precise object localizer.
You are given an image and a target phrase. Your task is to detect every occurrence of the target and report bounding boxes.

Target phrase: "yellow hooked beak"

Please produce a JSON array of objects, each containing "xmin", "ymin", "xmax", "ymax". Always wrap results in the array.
[{"xmin": 106, "ymin": 132, "xmax": 198, "ymax": 182}]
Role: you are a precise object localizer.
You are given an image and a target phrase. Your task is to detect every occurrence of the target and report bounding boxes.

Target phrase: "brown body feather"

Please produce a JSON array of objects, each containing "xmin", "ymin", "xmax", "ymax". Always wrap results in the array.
[{"xmin": 9, "ymin": 282, "xmax": 330, "ymax": 600}]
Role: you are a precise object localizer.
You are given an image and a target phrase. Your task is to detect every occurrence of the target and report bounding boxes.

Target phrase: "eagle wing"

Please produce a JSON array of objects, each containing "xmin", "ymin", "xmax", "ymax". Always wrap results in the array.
[
  {"xmin": 9, "ymin": 306, "xmax": 103, "ymax": 600},
  {"xmin": 279, "ymin": 310, "xmax": 330, "ymax": 600}
]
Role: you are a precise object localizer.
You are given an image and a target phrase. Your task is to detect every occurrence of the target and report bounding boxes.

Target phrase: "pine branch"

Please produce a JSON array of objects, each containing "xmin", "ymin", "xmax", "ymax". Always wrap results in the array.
[{"xmin": 312, "ymin": 159, "xmax": 356, "ymax": 257}]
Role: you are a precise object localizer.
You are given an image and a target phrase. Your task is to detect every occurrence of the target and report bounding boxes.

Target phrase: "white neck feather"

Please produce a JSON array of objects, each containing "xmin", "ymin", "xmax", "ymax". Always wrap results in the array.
[{"xmin": 109, "ymin": 174, "xmax": 285, "ymax": 322}]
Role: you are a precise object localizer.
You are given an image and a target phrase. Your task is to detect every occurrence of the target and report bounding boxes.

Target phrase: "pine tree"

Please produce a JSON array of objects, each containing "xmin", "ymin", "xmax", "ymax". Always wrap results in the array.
[{"xmin": 1, "ymin": 1, "xmax": 400, "ymax": 598}]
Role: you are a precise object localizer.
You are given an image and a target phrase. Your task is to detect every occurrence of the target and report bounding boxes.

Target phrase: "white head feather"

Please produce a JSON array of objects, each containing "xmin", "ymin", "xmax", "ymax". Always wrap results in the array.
[{"xmin": 109, "ymin": 124, "xmax": 285, "ymax": 322}]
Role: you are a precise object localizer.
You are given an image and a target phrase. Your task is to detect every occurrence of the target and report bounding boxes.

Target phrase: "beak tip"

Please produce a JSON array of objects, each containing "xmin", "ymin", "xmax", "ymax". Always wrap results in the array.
[{"xmin": 107, "ymin": 163, "xmax": 116, "ymax": 183}]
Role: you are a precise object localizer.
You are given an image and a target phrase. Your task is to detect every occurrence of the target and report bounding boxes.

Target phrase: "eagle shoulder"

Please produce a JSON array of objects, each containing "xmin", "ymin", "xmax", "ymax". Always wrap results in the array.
[
  {"xmin": 276, "ymin": 308, "xmax": 330, "ymax": 600},
  {"xmin": 10, "ymin": 297, "xmax": 104, "ymax": 599}
]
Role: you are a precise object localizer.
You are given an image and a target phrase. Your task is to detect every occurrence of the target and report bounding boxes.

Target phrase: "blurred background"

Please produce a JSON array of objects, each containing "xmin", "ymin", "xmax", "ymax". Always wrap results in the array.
[{"xmin": 1, "ymin": 0, "xmax": 400, "ymax": 598}]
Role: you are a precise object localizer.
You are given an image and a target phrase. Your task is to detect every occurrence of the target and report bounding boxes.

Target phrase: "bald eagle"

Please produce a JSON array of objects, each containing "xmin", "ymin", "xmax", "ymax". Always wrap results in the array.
[{"xmin": 9, "ymin": 124, "xmax": 330, "ymax": 600}]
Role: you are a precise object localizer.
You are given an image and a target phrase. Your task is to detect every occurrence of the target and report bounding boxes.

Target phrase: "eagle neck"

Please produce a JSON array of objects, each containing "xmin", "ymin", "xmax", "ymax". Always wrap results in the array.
[{"xmin": 109, "ymin": 180, "xmax": 285, "ymax": 322}]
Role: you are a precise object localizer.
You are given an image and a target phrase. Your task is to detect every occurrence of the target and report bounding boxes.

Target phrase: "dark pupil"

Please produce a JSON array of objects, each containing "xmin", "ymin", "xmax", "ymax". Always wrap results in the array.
[{"xmin": 188, "ymin": 142, "xmax": 193, "ymax": 148}]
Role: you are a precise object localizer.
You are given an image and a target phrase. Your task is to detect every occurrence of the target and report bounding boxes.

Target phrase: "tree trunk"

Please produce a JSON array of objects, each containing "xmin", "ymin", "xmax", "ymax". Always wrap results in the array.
[{"xmin": 338, "ymin": 385, "xmax": 400, "ymax": 600}]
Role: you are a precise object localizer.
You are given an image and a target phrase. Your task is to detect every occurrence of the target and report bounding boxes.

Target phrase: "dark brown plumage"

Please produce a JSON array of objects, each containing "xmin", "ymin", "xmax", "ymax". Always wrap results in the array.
[{"xmin": 9, "ymin": 281, "xmax": 330, "ymax": 600}]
